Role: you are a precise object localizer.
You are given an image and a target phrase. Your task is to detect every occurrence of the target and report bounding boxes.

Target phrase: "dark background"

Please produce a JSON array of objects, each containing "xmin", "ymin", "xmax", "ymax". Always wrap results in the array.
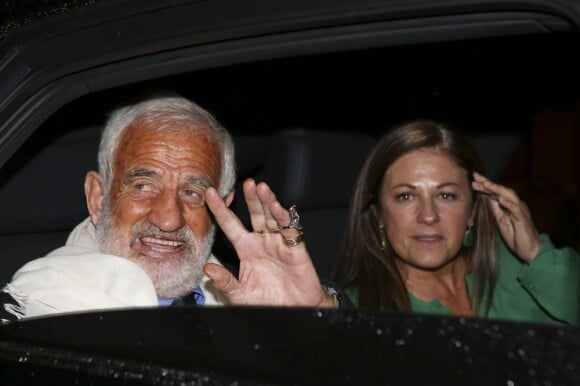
[{"xmin": 42, "ymin": 32, "xmax": 580, "ymax": 249}]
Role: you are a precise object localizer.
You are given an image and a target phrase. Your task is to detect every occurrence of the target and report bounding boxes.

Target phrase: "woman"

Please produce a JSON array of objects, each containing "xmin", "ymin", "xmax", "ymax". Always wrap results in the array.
[{"xmin": 333, "ymin": 120, "xmax": 579, "ymax": 325}]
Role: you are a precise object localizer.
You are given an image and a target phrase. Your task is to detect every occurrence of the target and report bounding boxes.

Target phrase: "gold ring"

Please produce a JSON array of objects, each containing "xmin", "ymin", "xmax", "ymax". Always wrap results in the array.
[{"xmin": 283, "ymin": 234, "xmax": 304, "ymax": 247}]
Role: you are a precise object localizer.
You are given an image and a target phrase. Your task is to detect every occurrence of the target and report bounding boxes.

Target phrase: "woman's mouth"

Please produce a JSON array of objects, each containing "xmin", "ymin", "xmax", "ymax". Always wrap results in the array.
[{"xmin": 413, "ymin": 234, "xmax": 443, "ymax": 243}]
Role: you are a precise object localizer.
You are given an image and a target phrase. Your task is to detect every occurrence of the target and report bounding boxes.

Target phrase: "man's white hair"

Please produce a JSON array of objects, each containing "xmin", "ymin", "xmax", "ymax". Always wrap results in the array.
[{"xmin": 98, "ymin": 95, "xmax": 236, "ymax": 197}]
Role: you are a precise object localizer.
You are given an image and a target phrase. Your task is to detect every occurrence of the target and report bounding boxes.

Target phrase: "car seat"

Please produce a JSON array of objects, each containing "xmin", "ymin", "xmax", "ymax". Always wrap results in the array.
[
  {"xmin": 0, "ymin": 125, "xmax": 100, "ymax": 286},
  {"xmin": 257, "ymin": 128, "xmax": 376, "ymax": 280}
]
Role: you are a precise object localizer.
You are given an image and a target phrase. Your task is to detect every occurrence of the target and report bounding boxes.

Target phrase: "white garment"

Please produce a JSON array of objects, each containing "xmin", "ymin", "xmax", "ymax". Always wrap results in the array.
[{"xmin": 2, "ymin": 217, "xmax": 227, "ymax": 321}]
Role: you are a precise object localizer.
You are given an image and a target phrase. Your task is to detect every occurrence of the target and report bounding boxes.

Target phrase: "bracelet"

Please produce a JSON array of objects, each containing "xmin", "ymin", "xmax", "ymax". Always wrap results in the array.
[{"xmin": 321, "ymin": 284, "xmax": 340, "ymax": 308}]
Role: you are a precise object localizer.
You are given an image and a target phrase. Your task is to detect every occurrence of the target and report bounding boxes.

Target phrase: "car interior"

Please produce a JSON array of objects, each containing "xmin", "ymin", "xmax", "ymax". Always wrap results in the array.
[
  {"xmin": 1, "ymin": 2, "xmax": 579, "ymax": 384},
  {"xmin": 0, "ymin": 33, "xmax": 578, "ymax": 285}
]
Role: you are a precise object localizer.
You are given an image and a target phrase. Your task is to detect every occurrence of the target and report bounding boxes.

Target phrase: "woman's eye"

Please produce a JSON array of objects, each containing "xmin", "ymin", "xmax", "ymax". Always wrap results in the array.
[
  {"xmin": 439, "ymin": 192, "xmax": 457, "ymax": 200},
  {"xmin": 396, "ymin": 193, "xmax": 412, "ymax": 201}
]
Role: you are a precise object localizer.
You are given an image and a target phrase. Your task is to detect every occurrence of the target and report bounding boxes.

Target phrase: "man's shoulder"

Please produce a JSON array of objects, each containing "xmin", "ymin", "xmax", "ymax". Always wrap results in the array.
[
  {"xmin": 63, "ymin": 217, "xmax": 98, "ymax": 249},
  {"xmin": 0, "ymin": 291, "xmax": 20, "ymax": 323},
  {"xmin": 3, "ymin": 251, "xmax": 158, "ymax": 321}
]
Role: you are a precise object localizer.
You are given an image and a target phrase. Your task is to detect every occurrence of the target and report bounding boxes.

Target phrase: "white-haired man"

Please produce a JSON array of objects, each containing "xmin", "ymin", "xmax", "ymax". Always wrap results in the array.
[{"xmin": 1, "ymin": 95, "xmax": 337, "ymax": 322}]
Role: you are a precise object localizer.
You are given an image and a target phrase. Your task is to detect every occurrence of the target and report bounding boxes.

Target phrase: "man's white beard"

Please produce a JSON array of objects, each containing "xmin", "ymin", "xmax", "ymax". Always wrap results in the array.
[{"xmin": 95, "ymin": 198, "xmax": 215, "ymax": 298}]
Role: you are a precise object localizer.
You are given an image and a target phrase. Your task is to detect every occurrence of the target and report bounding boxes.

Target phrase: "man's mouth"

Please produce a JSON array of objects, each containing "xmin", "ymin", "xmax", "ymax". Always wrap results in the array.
[
  {"xmin": 136, "ymin": 236, "xmax": 187, "ymax": 256},
  {"xmin": 141, "ymin": 237, "xmax": 184, "ymax": 247}
]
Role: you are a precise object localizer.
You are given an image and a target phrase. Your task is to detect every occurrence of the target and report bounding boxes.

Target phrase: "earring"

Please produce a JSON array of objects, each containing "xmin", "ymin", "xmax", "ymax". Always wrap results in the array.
[
  {"xmin": 463, "ymin": 219, "xmax": 474, "ymax": 248},
  {"xmin": 379, "ymin": 226, "xmax": 387, "ymax": 251}
]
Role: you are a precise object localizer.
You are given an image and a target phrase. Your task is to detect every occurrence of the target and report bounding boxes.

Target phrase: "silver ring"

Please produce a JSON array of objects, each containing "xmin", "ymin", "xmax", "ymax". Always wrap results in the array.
[{"xmin": 281, "ymin": 205, "xmax": 303, "ymax": 231}]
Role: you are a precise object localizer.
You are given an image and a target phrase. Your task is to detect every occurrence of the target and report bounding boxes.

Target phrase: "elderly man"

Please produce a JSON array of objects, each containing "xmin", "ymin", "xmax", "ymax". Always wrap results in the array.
[{"xmin": 1, "ymin": 95, "xmax": 336, "ymax": 322}]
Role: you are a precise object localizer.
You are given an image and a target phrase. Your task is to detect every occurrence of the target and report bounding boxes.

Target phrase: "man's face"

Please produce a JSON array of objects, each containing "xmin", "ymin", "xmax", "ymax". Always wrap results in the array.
[{"xmin": 93, "ymin": 123, "xmax": 222, "ymax": 298}]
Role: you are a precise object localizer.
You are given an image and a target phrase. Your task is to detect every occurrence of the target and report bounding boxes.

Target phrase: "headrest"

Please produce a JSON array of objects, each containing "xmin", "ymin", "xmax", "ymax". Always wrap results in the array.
[
  {"xmin": 263, "ymin": 129, "xmax": 376, "ymax": 209},
  {"xmin": 469, "ymin": 132, "xmax": 521, "ymax": 181},
  {"xmin": 0, "ymin": 126, "xmax": 100, "ymax": 234}
]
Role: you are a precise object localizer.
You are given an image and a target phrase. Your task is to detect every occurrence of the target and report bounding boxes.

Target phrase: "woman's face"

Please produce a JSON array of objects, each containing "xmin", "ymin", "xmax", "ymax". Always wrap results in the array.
[{"xmin": 377, "ymin": 148, "xmax": 473, "ymax": 271}]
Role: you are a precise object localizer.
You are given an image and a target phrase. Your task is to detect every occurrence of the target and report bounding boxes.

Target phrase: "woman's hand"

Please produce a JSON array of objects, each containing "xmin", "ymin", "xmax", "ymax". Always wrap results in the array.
[
  {"xmin": 471, "ymin": 172, "xmax": 542, "ymax": 262},
  {"xmin": 203, "ymin": 178, "xmax": 334, "ymax": 307}
]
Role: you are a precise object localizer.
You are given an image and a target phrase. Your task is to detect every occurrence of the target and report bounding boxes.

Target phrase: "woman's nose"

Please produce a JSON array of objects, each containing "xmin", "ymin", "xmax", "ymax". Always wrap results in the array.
[{"xmin": 417, "ymin": 198, "xmax": 440, "ymax": 225}]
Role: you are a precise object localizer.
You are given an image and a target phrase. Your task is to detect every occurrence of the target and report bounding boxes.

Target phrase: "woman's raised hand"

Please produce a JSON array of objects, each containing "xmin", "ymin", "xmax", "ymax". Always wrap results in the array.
[{"xmin": 471, "ymin": 172, "xmax": 542, "ymax": 262}]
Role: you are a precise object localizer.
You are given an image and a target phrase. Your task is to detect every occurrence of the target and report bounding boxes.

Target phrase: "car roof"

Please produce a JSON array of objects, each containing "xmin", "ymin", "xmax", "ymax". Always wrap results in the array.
[{"xmin": 1, "ymin": 0, "xmax": 580, "ymax": 168}]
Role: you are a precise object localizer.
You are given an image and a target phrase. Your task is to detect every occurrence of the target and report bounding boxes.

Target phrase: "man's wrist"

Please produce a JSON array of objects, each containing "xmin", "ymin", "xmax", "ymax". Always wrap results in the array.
[{"xmin": 321, "ymin": 284, "xmax": 340, "ymax": 308}]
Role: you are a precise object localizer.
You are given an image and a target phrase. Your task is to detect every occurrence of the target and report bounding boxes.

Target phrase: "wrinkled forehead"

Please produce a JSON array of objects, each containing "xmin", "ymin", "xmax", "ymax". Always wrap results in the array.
[{"xmin": 113, "ymin": 122, "xmax": 221, "ymax": 179}]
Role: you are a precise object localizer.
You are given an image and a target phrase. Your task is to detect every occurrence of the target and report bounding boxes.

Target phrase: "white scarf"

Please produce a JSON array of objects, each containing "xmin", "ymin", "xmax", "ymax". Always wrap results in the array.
[{"xmin": 2, "ymin": 217, "xmax": 227, "ymax": 321}]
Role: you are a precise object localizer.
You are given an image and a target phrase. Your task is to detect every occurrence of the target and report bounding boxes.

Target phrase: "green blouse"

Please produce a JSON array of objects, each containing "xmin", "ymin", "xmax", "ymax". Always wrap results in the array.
[{"xmin": 347, "ymin": 235, "xmax": 580, "ymax": 325}]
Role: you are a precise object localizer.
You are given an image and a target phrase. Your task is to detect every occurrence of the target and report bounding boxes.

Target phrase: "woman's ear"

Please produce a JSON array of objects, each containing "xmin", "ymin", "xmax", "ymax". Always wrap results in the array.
[
  {"xmin": 469, "ymin": 198, "xmax": 478, "ymax": 225},
  {"xmin": 85, "ymin": 171, "xmax": 104, "ymax": 226},
  {"xmin": 370, "ymin": 203, "xmax": 384, "ymax": 227}
]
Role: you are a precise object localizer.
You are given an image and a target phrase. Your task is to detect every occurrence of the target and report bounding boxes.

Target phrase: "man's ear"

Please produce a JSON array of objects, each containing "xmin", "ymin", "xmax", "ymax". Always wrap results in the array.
[
  {"xmin": 224, "ymin": 190, "xmax": 235, "ymax": 207},
  {"xmin": 85, "ymin": 171, "xmax": 104, "ymax": 225}
]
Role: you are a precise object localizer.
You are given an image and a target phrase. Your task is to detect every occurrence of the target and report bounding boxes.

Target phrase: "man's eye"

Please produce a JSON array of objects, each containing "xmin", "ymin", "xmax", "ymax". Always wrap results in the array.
[
  {"xmin": 182, "ymin": 186, "xmax": 206, "ymax": 206},
  {"xmin": 134, "ymin": 183, "xmax": 150, "ymax": 191},
  {"xmin": 184, "ymin": 189, "xmax": 201, "ymax": 197}
]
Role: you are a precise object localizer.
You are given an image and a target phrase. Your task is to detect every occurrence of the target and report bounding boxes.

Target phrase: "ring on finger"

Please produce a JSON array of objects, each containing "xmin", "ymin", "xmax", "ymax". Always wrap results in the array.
[
  {"xmin": 280, "ymin": 205, "xmax": 303, "ymax": 231},
  {"xmin": 283, "ymin": 232, "xmax": 304, "ymax": 247}
]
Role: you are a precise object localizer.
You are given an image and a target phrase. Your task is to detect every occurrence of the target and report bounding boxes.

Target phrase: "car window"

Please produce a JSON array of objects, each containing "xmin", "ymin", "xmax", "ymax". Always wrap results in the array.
[
  {"xmin": 2, "ymin": 32, "xmax": 578, "ymax": 283},
  {"xmin": 0, "ymin": 2, "xmax": 578, "ymax": 384}
]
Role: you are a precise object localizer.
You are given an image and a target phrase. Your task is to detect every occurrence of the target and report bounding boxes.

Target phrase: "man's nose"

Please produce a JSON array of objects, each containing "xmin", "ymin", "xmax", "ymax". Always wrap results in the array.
[
  {"xmin": 417, "ymin": 198, "xmax": 440, "ymax": 225},
  {"xmin": 148, "ymin": 189, "xmax": 185, "ymax": 232}
]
